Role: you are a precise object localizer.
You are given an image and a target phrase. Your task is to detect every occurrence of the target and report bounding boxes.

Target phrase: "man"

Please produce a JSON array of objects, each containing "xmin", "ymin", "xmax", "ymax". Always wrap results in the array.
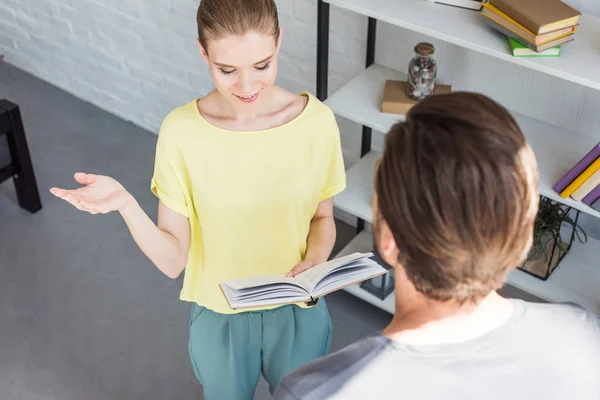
[{"xmin": 274, "ymin": 92, "xmax": 600, "ymax": 399}]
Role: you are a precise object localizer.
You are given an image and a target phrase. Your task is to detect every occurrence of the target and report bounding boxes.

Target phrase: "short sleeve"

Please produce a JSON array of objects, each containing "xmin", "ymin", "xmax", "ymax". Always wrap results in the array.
[
  {"xmin": 320, "ymin": 115, "xmax": 346, "ymax": 202},
  {"xmin": 150, "ymin": 119, "xmax": 189, "ymax": 217}
]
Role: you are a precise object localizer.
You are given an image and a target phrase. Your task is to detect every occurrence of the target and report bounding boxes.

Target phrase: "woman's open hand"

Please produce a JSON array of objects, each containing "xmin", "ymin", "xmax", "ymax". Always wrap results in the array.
[{"xmin": 50, "ymin": 173, "xmax": 135, "ymax": 215}]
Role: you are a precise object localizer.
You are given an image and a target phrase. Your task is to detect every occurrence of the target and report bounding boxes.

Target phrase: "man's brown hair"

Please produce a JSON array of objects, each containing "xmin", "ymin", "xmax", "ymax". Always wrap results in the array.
[
  {"xmin": 196, "ymin": 0, "xmax": 280, "ymax": 53},
  {"xmin": 375, "ymin": 92, "xmax": 539, "ymax": 304}
]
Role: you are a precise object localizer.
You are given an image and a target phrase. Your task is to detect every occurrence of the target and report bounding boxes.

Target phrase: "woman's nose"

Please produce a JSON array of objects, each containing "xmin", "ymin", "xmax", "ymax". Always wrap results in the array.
[{"xmin": 237, "ymin": 71, "xmax": 254, "ymax": 94}]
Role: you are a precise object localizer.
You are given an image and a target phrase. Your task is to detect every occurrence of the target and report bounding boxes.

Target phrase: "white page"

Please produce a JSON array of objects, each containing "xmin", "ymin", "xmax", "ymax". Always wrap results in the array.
[
  {"xmin": 223, "ymin": 274, "xmax": 307, "ymax": 291},
  {"xmin": 230, "ymin": 294, "xmax": 310, "ymax": 309},
  {"xmin": 234, "ymin": 287, "xmax": 308, "ymax": 301},
  {"xmin": 312, "ymin": 259, "xmax": 387, "ymax": 297},
  {"xmin": 312, "ymin": 264, "xmax": 373, "ymax": 292},
  {"xmin": 295, "ymin": 252, "xmax": 373, "ymax": 291}
]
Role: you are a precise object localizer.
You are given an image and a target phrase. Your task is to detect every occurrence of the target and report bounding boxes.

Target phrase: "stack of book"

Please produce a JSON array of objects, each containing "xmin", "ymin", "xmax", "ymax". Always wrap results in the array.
[
  {"xmin": 554, "ymin": 142, "xmax": 600, "ymax": 211},
  {"xmin": 481, "ymin": 0, "xmax": 581, "ymax": 56}
]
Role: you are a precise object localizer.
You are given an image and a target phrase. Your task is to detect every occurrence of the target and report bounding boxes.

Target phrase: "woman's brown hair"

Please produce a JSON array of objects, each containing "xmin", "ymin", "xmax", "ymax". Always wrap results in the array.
[
  {"xmin": 375, "ymin": 92, "xmax": 539, "ymax": 304},
  {"xmin": 196, "ymin": 0, "xmax": 280, "ymax": 53}
]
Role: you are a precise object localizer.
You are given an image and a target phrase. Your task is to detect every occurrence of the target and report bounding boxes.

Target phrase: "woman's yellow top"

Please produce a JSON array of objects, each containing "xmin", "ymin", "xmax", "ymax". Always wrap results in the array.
[{"xmin": 151, "ymin": 93, "xmax": 346, "ymax": 314}]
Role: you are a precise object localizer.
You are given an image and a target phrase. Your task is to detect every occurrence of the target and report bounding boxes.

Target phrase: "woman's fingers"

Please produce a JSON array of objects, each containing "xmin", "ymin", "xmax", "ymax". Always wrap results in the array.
[
  {"xmin": 49, "ymin": 187, "xmax": 67, "ymax": 198},
  {"xmin": 74, "ymin": 172, "xmax": 97, "ymax": 185},
  {"xmin": 49, "ymin": 189, "xmax": 94, "ymax": 213}
]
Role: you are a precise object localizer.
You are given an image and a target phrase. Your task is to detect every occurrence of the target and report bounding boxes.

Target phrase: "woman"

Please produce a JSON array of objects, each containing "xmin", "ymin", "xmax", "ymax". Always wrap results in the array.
[{"xmin": 50, "ymin": 0, "xmax": 346, "ymax": 398}]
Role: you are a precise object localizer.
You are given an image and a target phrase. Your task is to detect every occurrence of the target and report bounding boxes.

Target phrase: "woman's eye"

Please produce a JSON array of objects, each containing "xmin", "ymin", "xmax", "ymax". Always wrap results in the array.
[
  {"xmin": 219, "ymin": 69, "xmax": 235, "ymax": 75},
  {"xmin": 255, "ymin": 63, "xmax": 271, "ymax": 71}
]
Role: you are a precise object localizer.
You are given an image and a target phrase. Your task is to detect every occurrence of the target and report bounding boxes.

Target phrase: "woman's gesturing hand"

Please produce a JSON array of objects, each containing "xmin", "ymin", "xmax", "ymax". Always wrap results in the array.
[{"xmin": 50, "ymin": 172, "xmax": 135, "ymax": 215}]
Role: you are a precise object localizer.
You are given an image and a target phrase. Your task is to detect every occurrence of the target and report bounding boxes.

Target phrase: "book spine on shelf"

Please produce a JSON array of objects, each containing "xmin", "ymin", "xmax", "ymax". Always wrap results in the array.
[
  {"xmin": 553, "ymin": 144, "xmax": 600, "ymax": 193},
  {"xmin": 560, "ymin": 158, "xmax": 600, "ymax": 198},
  {"xmin": 571, "ymin": 169, "xmax": 600, "ymax": 201},
  {"xmin": 582, "ymin": 185, "xmax": 600, "ymax": 206},
  {"xmin": 481, "ymin": 16, "xmax": 538, "ymax": 51}
]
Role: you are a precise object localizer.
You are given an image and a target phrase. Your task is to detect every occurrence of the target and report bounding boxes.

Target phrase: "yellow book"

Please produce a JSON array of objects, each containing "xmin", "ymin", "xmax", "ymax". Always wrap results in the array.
[
  {"xmin": 560, "ymin": 157, "xmax": 600, "ymax": 198},
  {"xmin": 540, "ymin": 17, "xmax": 579, "ymax": 34},
  {"xmin": 482, "ymin": 3, "xmax": 576, "ymax": 45},
  {"xmin": 571, "ymin": 169, "xmax": 600, "ymax": 201}
]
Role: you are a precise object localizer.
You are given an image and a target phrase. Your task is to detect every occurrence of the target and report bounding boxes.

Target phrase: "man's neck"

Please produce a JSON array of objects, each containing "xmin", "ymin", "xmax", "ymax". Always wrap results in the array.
[{"xmin": 383, "ymin": 291, "xmax": 515, "ymax": 345}]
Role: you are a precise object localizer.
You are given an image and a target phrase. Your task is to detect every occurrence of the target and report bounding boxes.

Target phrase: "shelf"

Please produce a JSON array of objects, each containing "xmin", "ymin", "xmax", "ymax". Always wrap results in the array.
[
  {"xmin": 334, "ymin": 150, "xmax": 380, "ymax": 223},
  {"xmin": 325, "ymin": 0, "xmax": 600, "ymax": 91},
  {"xmin": 335, "ymin": 230, "xmax": 395, "ymax": 314},
  {"xmin": 508, "ymin": 236, "xmax": 600, "ymax": 315},
  {"xmin": 336, "ymin": 224, "xmax": 600, "ymax": 315},
  {"xmin": 327, "ymin": 64, "xmax": 600, "ymax": 221},
  {"xmin": 325, "ymin": 66, "xmax": 406, "ymax": 133}
]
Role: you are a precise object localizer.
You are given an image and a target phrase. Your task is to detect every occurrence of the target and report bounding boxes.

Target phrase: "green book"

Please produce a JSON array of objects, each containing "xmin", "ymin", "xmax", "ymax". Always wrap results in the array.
[{"xmin": 508, "ymin": 38, "xmax": 561, "ymax": 57}]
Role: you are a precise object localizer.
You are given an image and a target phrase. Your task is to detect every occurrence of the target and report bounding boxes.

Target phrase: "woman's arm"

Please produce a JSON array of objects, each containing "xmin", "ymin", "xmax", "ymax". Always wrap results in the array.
[
  {"xmin": 286, "ymin": 198, "xmax": 336, "ymax": 277},
  {"xmin": 51, "ymin": 173, "xmax": 190, "ymax": 279},
  {"xmin": 120, "ymin": 200, "xmax": 190, "ymax": 279}
]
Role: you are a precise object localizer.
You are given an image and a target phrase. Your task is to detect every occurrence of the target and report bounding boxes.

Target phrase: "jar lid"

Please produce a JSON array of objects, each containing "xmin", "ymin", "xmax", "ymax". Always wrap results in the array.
[{"xmin": 414, "ymin": 42, "xmax": 435, "ymax": 56}]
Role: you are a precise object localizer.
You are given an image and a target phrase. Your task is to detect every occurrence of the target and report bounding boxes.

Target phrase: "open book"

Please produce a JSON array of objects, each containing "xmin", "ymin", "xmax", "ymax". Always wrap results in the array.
[{"xmin": 220, "ymin": 253, "xmax": 387, "ymax": 310}]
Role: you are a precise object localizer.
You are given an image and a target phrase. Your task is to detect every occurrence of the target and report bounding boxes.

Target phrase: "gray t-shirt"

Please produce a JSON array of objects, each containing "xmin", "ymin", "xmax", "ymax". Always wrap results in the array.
[{"xmin": 274, "ymin": 300, "xmax": 600, "ymax": 399}]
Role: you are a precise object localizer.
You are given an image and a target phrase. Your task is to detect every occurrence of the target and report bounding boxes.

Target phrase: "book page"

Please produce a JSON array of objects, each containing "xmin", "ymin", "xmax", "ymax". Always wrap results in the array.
[
  {"xmin": 294, "ymin": 252, "xmax": 374, "ymax": 292},
  {"xmin": 311, "ymin": 260, "xmax": 386, "ymax": 297},
  {"xmin": 229, "ymin": 294, "xmax": 310, "ymax": 310},
  {"xmin": 300, "ymin": 257, "xmax": 387, "ymax": 297},
  {"xmin": 221, "ymin": 275, "xmax": 310, "ymax": 309},
  {"xmin": 223, "ymin": 274, "xmax": 306, "ymax": 291}
]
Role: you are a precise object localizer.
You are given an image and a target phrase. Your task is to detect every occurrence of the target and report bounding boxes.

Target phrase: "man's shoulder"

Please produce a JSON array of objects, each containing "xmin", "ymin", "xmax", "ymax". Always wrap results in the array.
[
  {"xmin": 274, "ymin": 334, "xmax": 390, "ymax": 400},
  {"xmin": 518, "ymin": 300, "xmax": 599, "ymax": 341},
  {"xmin": 519, "ymin": 300, "xmax": 598, "ymax": 329}
]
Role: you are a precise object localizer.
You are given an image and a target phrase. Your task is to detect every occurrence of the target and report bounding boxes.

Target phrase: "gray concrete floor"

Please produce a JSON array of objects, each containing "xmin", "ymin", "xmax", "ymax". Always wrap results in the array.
[{"xmin": 0, "ymin": 62, "xmax": 538, "ymax": 400}]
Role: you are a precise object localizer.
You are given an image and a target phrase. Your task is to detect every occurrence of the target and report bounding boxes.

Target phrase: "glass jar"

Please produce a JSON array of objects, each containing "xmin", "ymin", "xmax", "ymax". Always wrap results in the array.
[{"xmin": 406, "ymin": 42, "xmax": 437, "ymax": 101}]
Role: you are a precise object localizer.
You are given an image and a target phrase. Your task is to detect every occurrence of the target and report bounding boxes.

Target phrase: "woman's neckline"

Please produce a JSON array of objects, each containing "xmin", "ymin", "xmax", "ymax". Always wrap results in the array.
[{"xmin": 194, "ymin": 92, "xmax": 312, "ymax": 134}]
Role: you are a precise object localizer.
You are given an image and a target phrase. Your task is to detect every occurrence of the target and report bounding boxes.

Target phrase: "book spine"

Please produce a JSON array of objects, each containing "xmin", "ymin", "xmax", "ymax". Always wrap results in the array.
[
  {"xmin": 582, "ymin": 185, "xmax": 600, "ymax": 206},
  {"xmin": 482, "ymin": 16, "xmax": 540, "ymax": 51},
  {"xmin": 553, "ymin": 144, "xmax": 600, "ymax": 193},
  {"xmin": 593, "ymin": 199, "xmax": 600, "ymax": 212},
  {"xmin": 571, "ymin": 169, "xmax": 600, "ymax": 201},
  {"xmin": 560, "ymin": 158, "xmax": 600, "ymax": 198},
  {"xmin": 489, "ymin": 0, "xmax": 540, "ymax": 34}
]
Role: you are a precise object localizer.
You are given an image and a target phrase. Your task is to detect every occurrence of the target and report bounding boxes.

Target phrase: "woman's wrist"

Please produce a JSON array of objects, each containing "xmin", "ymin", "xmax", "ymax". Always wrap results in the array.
[{"xmin": 118, "ymin": 192, "xmax": 139, "ymax": 216}]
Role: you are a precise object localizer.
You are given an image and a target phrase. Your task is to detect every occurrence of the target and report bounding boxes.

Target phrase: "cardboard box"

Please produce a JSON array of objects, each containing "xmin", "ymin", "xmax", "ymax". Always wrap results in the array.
[{"xmin": 381, "ymin": 80, "xmax": 452, "ymax": 115}]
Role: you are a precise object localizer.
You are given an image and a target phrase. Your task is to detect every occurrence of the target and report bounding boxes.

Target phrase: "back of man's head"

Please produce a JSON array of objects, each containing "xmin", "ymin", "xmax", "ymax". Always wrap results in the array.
[{"xmin": 374, "ymin": 92, "xmax": 539, "ymax": 304}]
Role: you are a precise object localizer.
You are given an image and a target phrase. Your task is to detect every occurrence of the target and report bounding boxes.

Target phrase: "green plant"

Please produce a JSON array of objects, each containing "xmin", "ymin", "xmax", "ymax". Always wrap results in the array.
[{"xmin": 529, "ymin": 197, "xmax": 587, "ymax": 264}]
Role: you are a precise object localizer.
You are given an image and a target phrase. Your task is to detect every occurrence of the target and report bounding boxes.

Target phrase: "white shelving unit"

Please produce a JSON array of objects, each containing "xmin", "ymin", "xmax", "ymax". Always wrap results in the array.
[
  {"xmin": 328, "ymin": 64, "xmax": 600, "ymax": 221},
  {"xmin": 321, "ymin": 0, "xmax": 600, "ymax": 315},
  {"xmin": 335, "ymin": 230, "xmax": 396, "ymax": 314},
  {"xmin": 334, "ymin": 146, "xmax": 600, "ymax": 314},
  {"xmin": 325, "ymin": 0, "xmax": 600, "ymax": 90},
  {"xmin": 333, "ymin": 150, "xmax": 380, "ymax": 223}
]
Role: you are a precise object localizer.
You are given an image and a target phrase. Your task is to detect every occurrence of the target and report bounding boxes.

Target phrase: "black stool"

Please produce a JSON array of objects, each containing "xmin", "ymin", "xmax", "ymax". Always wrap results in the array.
[{"xmin": 0, "ymin": 100, "xmax": 42, "ymax": 213}]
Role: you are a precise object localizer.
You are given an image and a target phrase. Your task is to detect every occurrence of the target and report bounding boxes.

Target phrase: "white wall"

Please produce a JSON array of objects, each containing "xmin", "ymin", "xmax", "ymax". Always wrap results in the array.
[{"xmin": 0, "ymin": 0, "xmax": 599, "ymax": 235}]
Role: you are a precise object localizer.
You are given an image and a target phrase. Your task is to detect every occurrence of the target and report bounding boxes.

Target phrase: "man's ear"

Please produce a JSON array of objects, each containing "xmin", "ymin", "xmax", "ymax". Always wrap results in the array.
[
  {"xmin": 197, "ymin": 38, "xmax": 209, "ymax": 64},
  {"xmin": 378, "ymin": 220, "xmax": 400, "ymax": 269}
]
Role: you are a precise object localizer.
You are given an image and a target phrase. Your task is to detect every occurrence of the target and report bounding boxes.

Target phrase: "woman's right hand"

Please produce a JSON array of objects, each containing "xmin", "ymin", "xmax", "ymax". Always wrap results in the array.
[{"xmin": 50, "ymin": 173, "xmax": 136, "ymax": 215}]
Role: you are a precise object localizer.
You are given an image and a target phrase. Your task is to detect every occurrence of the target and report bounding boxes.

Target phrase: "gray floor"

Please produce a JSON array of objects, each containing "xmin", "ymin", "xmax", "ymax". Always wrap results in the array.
[{"xmin": 0, "ymin": 62, "xmax": 538, "ymax": 400}]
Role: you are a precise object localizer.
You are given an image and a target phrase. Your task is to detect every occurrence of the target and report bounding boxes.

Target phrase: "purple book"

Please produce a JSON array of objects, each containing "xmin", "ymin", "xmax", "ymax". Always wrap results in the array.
[
  {"xmin": 582, "ymin": 184, "xmax": 600, "ymax": 206},
  {"xmin": 553, "ymin": 142, "xmax": 600, "ymax": 193}
]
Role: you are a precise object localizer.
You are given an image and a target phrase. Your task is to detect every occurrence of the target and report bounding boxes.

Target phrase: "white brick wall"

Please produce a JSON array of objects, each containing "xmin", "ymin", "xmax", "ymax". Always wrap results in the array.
[
  {"xmin": 0, "ymin": 0, "xmax": 599, "ymax": 235},
  {"xmin": 0, "ymin": 0, "xmax": 371, "ymax": 135}
]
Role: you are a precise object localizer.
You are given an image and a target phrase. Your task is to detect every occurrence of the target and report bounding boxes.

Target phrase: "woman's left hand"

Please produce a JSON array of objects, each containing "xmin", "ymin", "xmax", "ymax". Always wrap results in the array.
[{"xmin": 286, "ymin": 260, "xmax": 316, "ymax": 277}]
